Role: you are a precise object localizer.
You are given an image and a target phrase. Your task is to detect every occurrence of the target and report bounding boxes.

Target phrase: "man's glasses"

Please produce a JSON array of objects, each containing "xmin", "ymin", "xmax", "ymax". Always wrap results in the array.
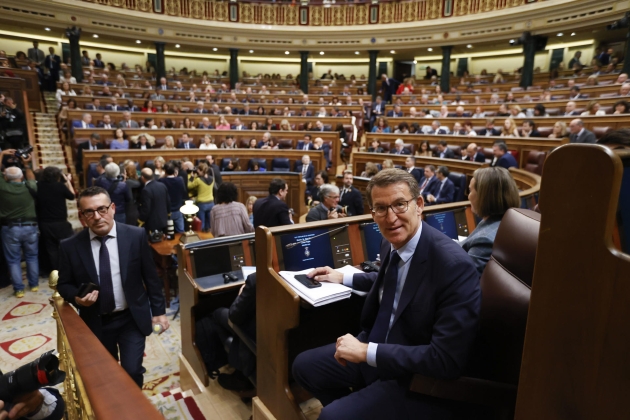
[
  {"xmin": 370, "ymin": 198, "xmax": 415, "ymax": 217},
  {"xmin": 81, "ymin": 203, "xmax": 112, "ymax": 219}
]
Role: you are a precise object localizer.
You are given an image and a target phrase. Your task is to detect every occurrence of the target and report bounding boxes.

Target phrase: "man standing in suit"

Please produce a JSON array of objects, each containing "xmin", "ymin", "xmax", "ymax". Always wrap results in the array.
[
  {"xmin": 76, "ymin": 133, "xmax": 104, "ymax": 175},
  {"xmin": 137, "ymin": 168, "xmax": 170, "ymax": 233},
  {"xmin": 339, "ymin": 171, "xmax": 364, "ymax": 216},
  {"xmin": 436, "ymin": 140, "xmax": 455, "ymax": 159},
  {"xmin": 404, "ymin": 157, "xmax": 422, "ymax": 184},
  {"xmin": 462, "ymin": 143, "xmax": 486, "ymax": 163},
  {"xmin": 293, "ymin": 169, "xmax": 480, "ymax": 419},
  {"xmin": 491, "ymin": 142, "xmax": 518, "ymax": 169},
  {"xmin": 569, "ymin": 119, "xmax": 597, "ymax": 144},
  {"xmin": 295, "ymin": 155, "xmax": 315, "ymax": 186},
  {"xmin": 252, "ymin": 178, "xmax": 293, "ymax": 228},
  {"xmin": 381, "ymin": 74, "xmax": 399, "ymax": 104},
  {"xmin": 93, "ymin": 53, "xmax": 105, "ymax": 68},
  {"xmin": 476, "ymin": 118, "xmax": 501, "ymax": 136},
  {"xmin": 27, "ymin": 41, "xmax": 45, "ymax": 66},
  {"xmin": 425, "ymin": 166, "xmax": 455, "ymax": 205},
  {"xmin": 57, "ymin": 186, "xmax": 169, "ymax": 387},
  {"xmin": 370, "ymin": 96, "xmax": 385, "ymax": 128},
  {"xmin": 568, "ymin": 51, "xmax": 582, "ymax": 70},
  {"xmin": 306, "ymin": 184, "xmax": 346, "ymax": 222},
  {"xmin": 44, "ymin": 47, "xmax": 61, "ymax": 92}
]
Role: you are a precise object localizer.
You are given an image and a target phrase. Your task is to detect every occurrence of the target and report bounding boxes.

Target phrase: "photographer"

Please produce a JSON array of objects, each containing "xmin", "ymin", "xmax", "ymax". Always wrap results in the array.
[
  {"xmin": 0, "ymin": 389, "xmax": 64, "ymax": 420},
  {"xmin": 0, "ymin": 149, "xmax": 38, "ymax": 298},
  {"xmin": 187, "ymin": 163, "xmax": 215, "ymax": 233},
  {"xmin": 95, "ymin": 163, "xmax": 132, "ymax": 224},
  {"xmin": 0, "ymin": 97, "xmax": 26, "ymax": 150}
]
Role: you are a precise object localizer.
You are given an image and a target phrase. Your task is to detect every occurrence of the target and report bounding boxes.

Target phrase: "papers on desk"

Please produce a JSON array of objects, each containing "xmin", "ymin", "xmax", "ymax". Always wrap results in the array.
[
  {"xmin": 336, "ymin": 265, "xmax": 368, "ymax": 297},
  {"xmin": 279, "ymin": 267, "xmax": 357, "ymax": 307},
  {"xmin": 241, "ymin": 266, "xmax": 256, "ymax": 280}
]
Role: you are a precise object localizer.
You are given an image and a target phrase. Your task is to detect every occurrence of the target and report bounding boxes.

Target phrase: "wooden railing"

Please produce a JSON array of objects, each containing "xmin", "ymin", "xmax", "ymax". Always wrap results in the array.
[{"xmin": 49, "ymin": 273, "xmax": 163, "ymax": 420}]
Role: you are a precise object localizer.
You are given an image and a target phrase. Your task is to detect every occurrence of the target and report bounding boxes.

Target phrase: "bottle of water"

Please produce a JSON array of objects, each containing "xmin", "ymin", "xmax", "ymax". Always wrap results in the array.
[
  {"xmin": 166, "ymin": 219, "xmax": 175, "ymax": 240},
  {"xmin": 153, "ymin": 323, "xmax": 164, "ymax": 334}
]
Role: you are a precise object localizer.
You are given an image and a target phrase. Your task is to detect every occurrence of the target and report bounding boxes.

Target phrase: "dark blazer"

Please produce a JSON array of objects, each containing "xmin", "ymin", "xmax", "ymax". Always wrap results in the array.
[
  {"xmin": 306, "ymin": 204, "xmax": 344, "ymax": 222},
  {"xmin": 524, "ymin": 129, "xmax": 542, "ymax": 138},
  {"xmin": 436, "ymin": 148, "xmax": 455, "ymax": 159},
  {"xmin": 368, "ymin": 147, "xmax": 385, "ymax": 154},
  {"xmin": 419, "ymin": 176, "xmax": 439, "ymax": 196},
  {"xmin": 57, "ymin": 224, "xmax": 166, "ymax": 340},
  {"xmin": 85, "ymin": 104, "xmax": 104, "ymax": 110},
  {"xmin": 569, "ymin": 129, "xmax": 597, "ymax": 144},
  {"xmin": 295, "ymin": 162, "xmax": 315, "ymax": 185},
  {"xmin": 476, "ymin": 128, "xmax": 501, "ymax": 136},
  {"xmin": 297, "ymin": 143, "xmax": 315, "ymax": 151},
  {"xmin": 192, "ymin": 108, "xmax": 209, "ymax": 114},
  {"xmin": 389, "ymin": 148, "xmax": 411, "ymax": 155},
  {"xmin": 132, "ymin": 142, "xmax": 153, "ymax": 149},
  {"xmin": 386, "ymin": 110, "xmax": 403, "ymax": 118},
  {"xmin": 407, "ymin": 168, "xmax": 423, "ymax": 184},
  {"xmin": 463, "ymin": 153, "xmax": 486, "ymax": 163},
  {"xmin": 431, "ymin": 178, "xmax": 455, "ymax": 205},
  {"xmin": 357, "ymin": 223, "xmax": 481, "ymax": 382},
  {"xmin": 44, "ymin": 54, "xmax": 61, "ymax": 73},
  {"xmin": 177, "ymin": 141, "xmax": 197, "ymax": 149},
  {"xmin": 253, "ymin": 195, "xmax": 292, "ymax": 228},
  {"xmin": 138, "ymin": 180, "xmax": 170, "ymax": 232},
  {"xmin": 105, "ymin": 105, "xmax": 128, "ymax": 112},
  {"xmin": 564, "ymin": 110, "xmax": 581, "ymax": 116},
  {"xmin": 493, "ymin": 153, "xmax": 518, "ymax": 169},
  {"xmin": 339, "ymin": 186, "xmax": 364, "ymax": 216},
  {"xmin": 76, "ymin": 142, "xmax": 104, "ymax": 172}
]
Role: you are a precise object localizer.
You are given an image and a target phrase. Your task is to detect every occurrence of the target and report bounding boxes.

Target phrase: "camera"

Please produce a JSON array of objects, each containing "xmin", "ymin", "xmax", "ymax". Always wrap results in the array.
[
  {"xmin": 0, "ymin": 350, "xmax": 66, "ymax": 402},
  {"xmin": 149, "ymin": 230, "xmax": 164, "ymax": 243},
  {"xmin": 115, "ymin": 175, "xmax": 124, "ymax": 182},
  {"xmin": 14, "ymin": 145, "xmax": 33, "ymax": 160}
]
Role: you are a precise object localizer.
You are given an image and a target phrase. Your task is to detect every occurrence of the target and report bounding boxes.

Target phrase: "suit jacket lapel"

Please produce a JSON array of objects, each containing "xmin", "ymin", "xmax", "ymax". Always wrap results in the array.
[
  {"xmin": 116, "ymin": 224, "xmax": 131, "ymax": 285},
  {"xmin": 78, "ymin": 230, "xmax": 99, "ymax": 284},
  {"xmin": 392, "ymin": 222, "xmax": 430, "ymax": 326}
]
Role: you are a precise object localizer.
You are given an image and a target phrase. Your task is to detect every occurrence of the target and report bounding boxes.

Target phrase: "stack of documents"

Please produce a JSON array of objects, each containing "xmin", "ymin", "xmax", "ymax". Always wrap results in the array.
[{"xmin": 279, "ymin": 268, "xmax": 354, "ymax": 307}]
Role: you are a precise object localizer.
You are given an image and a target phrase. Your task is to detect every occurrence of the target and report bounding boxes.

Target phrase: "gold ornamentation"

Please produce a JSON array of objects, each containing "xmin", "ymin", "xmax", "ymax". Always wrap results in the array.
[
  {"xmin": 214, "ymin": 1, "xmax": 228, "ymax": 21},
  {"xmin": 165, "ymin": 0, "xmax": 179, "ymax": 16},
  {"xmin": 241, "ymin": 2, "xmax": 253, "ymax": 23},
  {"xmin": 137, "ymin": 0, "xmax": 151, "ymax": 12},
  {"xmin": 190, "ymin": 0, "xmax": 204, "ymax": 19}
]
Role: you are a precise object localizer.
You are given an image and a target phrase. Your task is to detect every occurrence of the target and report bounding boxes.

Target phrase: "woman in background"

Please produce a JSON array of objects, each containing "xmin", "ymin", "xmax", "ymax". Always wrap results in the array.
[
  {"xmin": 111, "ymin": 128, "xmax": 129, "ymax": 149},
  {"xmin": 210, "ymin": 182, "xmax": 255, "ymax": 237},
  {"xmin": 246, "ymin": 196, "xmax": 257, "ymax": 225}
]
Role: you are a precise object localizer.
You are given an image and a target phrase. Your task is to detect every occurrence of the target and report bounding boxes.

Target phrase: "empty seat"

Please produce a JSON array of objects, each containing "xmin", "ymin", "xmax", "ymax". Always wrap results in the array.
[
  {"xmin": 278, "ymin": 139, "xmax": 294, "ymax": 149},
  {"xmin": 523, "ymin": 151, "xmax": 546, "ymax": 176},
  {"xmin": 271, "ymin": 157, "xmax": 291, "ymax": 171},
  {"xmin": 537, "ymin": 126, "xmax": 553, "ymax": 138},
  {"xmin": 447, "ymin": 145, "xmax": 462, "ymax": 159},
  {"xmin": 448, "ymin": 172, "xmax": 467, "ymax": 202}
]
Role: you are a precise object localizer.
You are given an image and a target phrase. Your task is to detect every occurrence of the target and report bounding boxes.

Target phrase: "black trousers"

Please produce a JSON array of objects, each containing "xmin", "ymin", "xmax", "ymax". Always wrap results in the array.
[
  {"xmin": 100, "ymin": 309, "xmax": 146, "ymax": 388},
  {"xmin": 39, "ymin": 221, "xmax": 74, "ymax": 271}
]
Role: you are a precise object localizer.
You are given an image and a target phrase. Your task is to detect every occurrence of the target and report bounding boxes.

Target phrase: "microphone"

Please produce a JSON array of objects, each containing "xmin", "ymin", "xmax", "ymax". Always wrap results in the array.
[{"xmin": 284, "ymin": 224, "xmax": 349, "ymax": 249}]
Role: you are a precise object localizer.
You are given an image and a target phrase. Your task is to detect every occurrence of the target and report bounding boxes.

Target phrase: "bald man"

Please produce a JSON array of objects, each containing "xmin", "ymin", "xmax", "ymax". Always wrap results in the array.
[
  {"xmin": 463, "ymin": 143, "xmax": 486, "ymax": 163},
  {"xmin": 137, "ymin": 168, "xmax": 170, "ymax": 233}
]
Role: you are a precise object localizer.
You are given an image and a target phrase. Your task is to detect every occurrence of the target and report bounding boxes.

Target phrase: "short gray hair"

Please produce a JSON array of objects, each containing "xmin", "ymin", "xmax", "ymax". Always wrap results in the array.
[
  {"xmin": 5, "ymin": 167, "xmax": 22, "ymax": 181},
  {"xmin": 395, "ymin": 138, "xmax": 404, "ymax": 146},
  {"xmin": 105, "ymin": 162, "xmax": 120, "ymax": 178},
  {"xmin": 320, "ymin": 183, "xmax": 340, "ymax": 200}
]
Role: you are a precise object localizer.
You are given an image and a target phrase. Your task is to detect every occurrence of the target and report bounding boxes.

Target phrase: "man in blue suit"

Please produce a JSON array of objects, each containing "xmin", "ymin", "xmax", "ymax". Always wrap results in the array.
[
  {"xmin": 425, "ymin": 166, "xmax": 455, "ymax": 205},
  {"xmin": 381, "ymin": 74, "xmax": 399, "ymax": 104},
  {"xmin": 418, "ymin": 165, "xmax": 438, "ymax": 197},
  {"xmin": 72, "ymin": 113, "xmax": 95, "ymax": 129},
  {"xmin": 293, "ymin": 169, "xmax": 480, "ymax": 419},
  {"xmin": 58, "ymin": 187, "xmax": 168, "ymax": 388},
  {"xmin": 491, "ymin": 142, "xmax": 518, "ymax": 169},
  {"xmin": 463, "ymin": 143, "xmax": 486, "ymax": 163},
  {"xmin": 295, "ymin": 155, "xmax": 315, "ymax": 186},
  {"xmin": 386, "ymin": 105, "xmax": 403, "ymax": 118}
]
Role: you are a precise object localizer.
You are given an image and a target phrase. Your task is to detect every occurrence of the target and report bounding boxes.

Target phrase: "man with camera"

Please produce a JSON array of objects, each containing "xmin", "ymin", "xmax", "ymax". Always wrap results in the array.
[
  {"xmin": 0, "ymin": 97, "xmax": 26, "ymax": 150},
  {"xmin": 0, "ymin": 149, "xmax": 38, "ymax": 298}
]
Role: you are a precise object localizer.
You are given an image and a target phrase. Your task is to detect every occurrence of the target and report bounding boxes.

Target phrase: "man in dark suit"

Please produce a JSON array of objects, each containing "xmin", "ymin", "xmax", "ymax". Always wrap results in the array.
[
  {"xmin": 370, "ymin": 96, "xmax": 385, "ymax": 128},
  {"xmin": 424, "ymin": 66, "xmax": 438, "ymax": 79},
  {"xmin": 491, "ymin": 142, "xmax": 518, "ymax": 169},
  {"xmin": 57, "ymin": 186, "xmax": 168, "ymax": 388},
  {"xmin": 390, "ymin": 139, "xmax": 410, "ymax": 155},
  {"xmin": 177, "ymin": 133, "xmax": 197, "ymax": 149},
  {"xmin": 564, "ymin": 101, "xmax": 580, "ymax": 116},
  {"xmin": 298, "ymin": 134, "xmax": 315, "ymax": 151},
  {"xmin": 418, "ymin": 165, "xmax": 439, "ymax": 197},
  {"xmin": 98, "ymin": 115, "xmax": 114, "ymax": 129},
  {"xmin": 27, "ymin": 41, "xmax": 45, "ymax": 65},
  {"xmin": 462, "ymin": 143, "xmax": 486, "ymax": 163},
  {"xmin": 295, "ymin": 155, "xmax": 315, "ymax": 186},
  {"xmin": 85, "ymin": 98, "xmax": 104, "ymax": 110},
  {"xmin": 386, "ymin": 105, "xmax": 403, "ymax": 118},
  {"xmin": 380, "ymin": 74, "xmax": 399, "ymax": 104},
  {"xmin": 44, "ymin": 47, "xmax": 61, "ymax": 92},
  {"xmin": 404, "ymin": 157, "xmax": 422, "ymax": 184},
  {"xmin": 293, "ymin": 169, "xmax": 480, "ymax": 419},
  {"xmin": 425, "ymin": 166, "xmax": 455, "ymax": 205},
  {"xmin": 93, "ymin": 53, "xmax": 105, "ymax": 68},
  {"xmin": 137, "ymin": 168, "xmax": 170, "ymax": 233},
  {"xmin": 76, "ymin": 133, "xmax": 104, "ymax": 174},
  {"xmin": 339, "ymin": 171, "xmax": 364, "ymax": 216},
  {"xmin": 72, "ymin": 113, "xmax": 95, "ymax": 129},
  {"xmin": 436, "ymin": 140, "xmax": 455, "ymax": 159},
  {"xmin": 252, "ymin": 178, "xmax": 293, "ymax": 228},
  {"xmin": 568, "ymin": 119, "xmax": 597, "ymax": 144},
  {"xmin": 476, "ymin": 118, "xmax": 501, "ymax": 136},
  {"xmin": 306, "ymin": 183, "xmax": 346, "ymax": 222},
  {"xmin": 521, "ymin": 120, "xmax": 541, "ymax": 138},
  {"xmin": 105, "ymin": 97, "xmax": 127, "ymax": 112},
  {"xmin": 569, "ymin": 86, "xmax": 588, "ymax": 100}
]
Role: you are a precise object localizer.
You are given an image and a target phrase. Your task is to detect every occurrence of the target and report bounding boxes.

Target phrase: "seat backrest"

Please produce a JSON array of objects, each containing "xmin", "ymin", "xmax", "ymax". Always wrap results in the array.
[
  {"xmin": 278, "ymin": 139, "xmax": 294, "ymax": 149},
  {"xmin": 447, "ymin": 172, "xmax": 467, "ymax": 202},
  {"xmin": 380, "ymin": 142, "xmax": 391, "ymax": 152},
  {"xmin": 220, "ymin": 157, "xmax": 233, "ymax": 171},
  {"xmin": 447, "ymin": 145, "xmax": 462, "ymax": 159},
  {"xmin": 466, "ymin": 208, "xmax": 541, "ymax": 386},
  {"xmin": 239, "ymin": 138, "xmax": 251, "ymax": 148},
  {"xmin": 537, "ymin": 126, "xmax": 553, "ymax": 137},
  {"xmin": 271, "ymin": 157, "xmax": 290, "ymax": 171},
  {"xmin": 248, "ymin": 158, "xmax": 267, "ymax": 170},
  {"xmin": 523, "ymin": 151, "xmax": 546, "ymax": 176},
  {"xmin": 593, "ymin": 126, "xmax": 612, "ymax": 139}
]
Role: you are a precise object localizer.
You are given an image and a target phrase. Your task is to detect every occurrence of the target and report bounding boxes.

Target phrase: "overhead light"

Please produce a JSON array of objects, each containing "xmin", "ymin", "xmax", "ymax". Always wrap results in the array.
[
  {"xmin": 320, "ymin": 51, "xmax": 325, "ymax": 55},
  {"xmin": 93, "ymin": 34, "xmax": 99, "ymax": 38},
  {"xmin": 285, "ymin": 51, "xmax": 290, "ymax": 55},
  {"xmin": 371, "ymin": 0, "xmax": 378, "ymax": 4},
  {"xmin": 390, "ymin": 50, "xmax": 396, "ymax": 54},
  {"xmin": 175, "ymin": 44, "xmax": 181, "ymax": 48},
  {"xmin": 571, "ymin": 32, "xmax": 576, "ymax": 36},
  {"xmin": 249, "ymin": 49, "xmax": 254, "ymax": 53},
  {"xmin": 213, "ymin": 47, "xmax": 218, "ymax": 51},
  {"xmin": 413, "ymin": 60, "xmax": 417, "ymax": 64},
  {"xmin": 557, "ymin": 32, "xmax": 563, "ymax": 36},
  {"xmin": 44, "ymin": 27, "xmax": 51, "ymax": 31},
  {"xmin": 509, "ymin": 39, "xmax": 516, "ymax": 44},
  {"xmin": 467, "ymin": 44, "xmax": 473, "ymax": 48},
  {"xmin": 427, "ymin": 48, "xmax": 433, "ymax": 52},
  {"xmin": 355, "ymin": 51, "xmax": 360, "ymax": 55},
  {"xmin": 136, "ymin": 40, "xmax": 141, "ymax": 44}
]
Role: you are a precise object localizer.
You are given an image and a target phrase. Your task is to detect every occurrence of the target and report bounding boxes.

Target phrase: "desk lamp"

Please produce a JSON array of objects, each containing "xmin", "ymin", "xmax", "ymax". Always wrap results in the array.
[{"xmin": 180, "ymin": 200, "xmax": 201, "ymax": 244}]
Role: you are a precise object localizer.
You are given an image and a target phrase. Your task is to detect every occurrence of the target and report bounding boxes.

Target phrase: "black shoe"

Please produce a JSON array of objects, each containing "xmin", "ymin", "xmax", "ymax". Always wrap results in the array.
[{"xmin": 218, "ymin": 371, "xmax": 255, "ymax": 394}]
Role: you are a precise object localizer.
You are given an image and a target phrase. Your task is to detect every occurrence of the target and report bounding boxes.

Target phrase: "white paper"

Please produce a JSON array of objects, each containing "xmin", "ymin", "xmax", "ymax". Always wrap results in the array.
[
  {"xmin": 241, "ymin": 266, "xmax": 256, "ymax": 280},
  {"xmin": 336, "ymin": 265, "xmax": 369, "ymax": 296},
  {"xmin": 279, "ymin": 268, "xmax": 352, "ymax": 306}
]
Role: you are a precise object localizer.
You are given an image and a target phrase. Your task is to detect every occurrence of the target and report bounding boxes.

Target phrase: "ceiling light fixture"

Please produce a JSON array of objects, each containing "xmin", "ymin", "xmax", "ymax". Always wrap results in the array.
[
  {"xmin": 249, "ymin": 50, "xmax": 254, "ymax": 53},
  {"xmin": 509, "ymin": 39, "xmax": 515, "ymax": 44},
  {"xmin": 467, "ymin": 44, "xmax": 473, "ymax": 48},
  {"xmin": 355, "ymin": 51, "xmax": 360, "ymax": 55},
  {"xmin": 44, "ymin": 27, "xmax": 51, "ymax": 31},
  {"xmin": 213, "ymin": 48, "xmax": 218, "ymax": 51},
  {"xmin": 557, "ymin": 32, "xmax": 563, "ymax": 36},
  {"xmin": 93, "ymin": 34, "xmax": 99, "ymax": 38},
  {"xmin": 571, "ymin": 32, "xmax": 576, "ymax": 36},
  {"xmin": 175, "ymin": 44, "xmax": 180, "ymax": 48},
  {"xmin": 320, "ymin": 51, "xmax": 325, "ymax": 55},
  {"xmin": 428, "ymin": 47, "xmax": 433, "ymax": 52},
  {"xmin": 413, "ymin": 60, "xmax": 417, "ymax": 64},
  {"xmin": 285, "ymin": 51, "xmax": 290, "ymax": 55},
  {"xmin": 136, "ymin": 40, "xmax": 141, "ymax": 44},
  {"xmin": 390, "ymin": 50, "xmax": 396, "ymax": 54}
]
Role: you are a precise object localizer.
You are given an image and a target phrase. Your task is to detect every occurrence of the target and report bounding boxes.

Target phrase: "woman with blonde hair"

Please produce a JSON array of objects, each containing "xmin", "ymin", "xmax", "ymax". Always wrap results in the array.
[
  {"xmin": 161, "ymin": 136, "xmax": 176, "ymax": 149},
  {"xmin": 279, "ymin": 119, "xmax": 292, "ymax": 131},
  {"xmin": 246, "ymin": 196, "xmax": 257, "ymax": 225},
  {"xmin": 381, "ymin": 159, "xmax": 394, "ymax": 169},
  {"xmin": 501, "ymin": 118, "xmax": 520, "ymax": 137},
  {"xmin": 153, "ymin": 156, "xmax": 166, "ymax": 178},
  {"xmin": 188, "ymin": 162, "xmax": 215, "ymax": 232},
  {"xmin": 216, "ymin": 116, "xmax": 231, "ymax": 130},
  {"xmin": 548, "ymin": 121, "xmax": 568, "ymax": 139},
  {"xmin": 131, "ymin": 133, "xmax": 155, "ymax": 149},
  {"xmin": 581, "ymin": 100, "xmax": 606, "ymax": 116},
  {"xmin": 199, "ymin": 134, "xmax": 218, "ymax": 150}
]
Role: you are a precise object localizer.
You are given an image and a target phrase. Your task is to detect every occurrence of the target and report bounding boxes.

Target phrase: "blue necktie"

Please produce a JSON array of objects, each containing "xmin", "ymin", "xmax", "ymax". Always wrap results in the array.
[
  {"xmin": 95, "ymin": 236, "xmax": 116, "ymax": 314},
  {"xmin": 368, "ymin": 251, "xmax": 401, "ymax": 344}
]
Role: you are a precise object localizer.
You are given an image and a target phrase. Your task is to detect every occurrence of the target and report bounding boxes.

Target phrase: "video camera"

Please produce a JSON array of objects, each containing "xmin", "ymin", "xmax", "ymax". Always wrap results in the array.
[
  {"xmin": 15, "ymin": 145, "xmax": 33, "ymax": 160},
  {"xmin": 0, "ymin": 350, "xmax": 66, "ymax": 402}
]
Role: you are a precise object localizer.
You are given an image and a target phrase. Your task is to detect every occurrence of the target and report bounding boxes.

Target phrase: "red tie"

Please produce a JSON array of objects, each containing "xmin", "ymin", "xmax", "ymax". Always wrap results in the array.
[{"xmin": 420, "ymin": 178, "xmax": 429, "ymax": 190}]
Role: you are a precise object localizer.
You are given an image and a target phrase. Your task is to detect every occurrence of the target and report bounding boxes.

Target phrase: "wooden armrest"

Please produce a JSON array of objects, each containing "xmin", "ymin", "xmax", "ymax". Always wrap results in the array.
[
  {"xmin": 228, "ymin": 319, "xmax": 257, "ymax": 355},
  {"xmin": 409, "ymin": 374, "xmax": 517, "ymax": 408}
]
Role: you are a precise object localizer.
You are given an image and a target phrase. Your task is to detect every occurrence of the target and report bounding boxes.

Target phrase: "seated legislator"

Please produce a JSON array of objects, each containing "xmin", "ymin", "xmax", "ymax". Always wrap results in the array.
[
  {"xmin": 293, "ymin": 169, "xmax": 480, "ymax": 420},
  {"xmin": 459, "ymin": 167, "xmax": 520, "ymax": 274},
  {"xmin": 252, "ymin": 178, "xmax": 293, "ymax": 228},
  {"xmin": 306, "ymin": 184, "xmax": 347, "ymax": 222},
  {"xmin": 339, "ymin": 171, "xmax": 364, "ymax": 216},
  {"xmin": 462, "ymin": 143, "xmax": 485, "ymax": 163},
  {"xmin": 424, "ymin": 166, "xmax": 455, "ymax": 205},
  {"xmin": 490, "ymin": 142, "xmax": 518, "ymax": 169}
]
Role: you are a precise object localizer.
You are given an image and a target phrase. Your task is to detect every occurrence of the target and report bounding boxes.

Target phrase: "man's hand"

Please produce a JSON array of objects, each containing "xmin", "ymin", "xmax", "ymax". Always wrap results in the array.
[
  {"xmin": 152, "ymin": 314, "xmax": 170, "ymax": 334},
  {"xmin": 327, "ymin": 209, "xmax": 339, "ymax": 219},
  {"xmin": 426, "ymin": 194, "xmax": 436, "ymax": 203},
  {"xmin": 20, "ymin": 154, "xmax": 32, "ymax": 165},
  {"xmin": 1, "ymin": 390, "xmax": 44, "ymax": 419},
  {"xmin": 0, "ymin": 149, "xmax": 16, "ymax": 157},
  {"xmin": 238, "ymin": 284, "xmax": 246, "ymax": 296},
  {"xmin": 75, "ymin": 290, "xmax": 99, "ymax": 307},
  {"xmin": 334, "ymin": 334, "xmax": 368, "ymax": 367},
  {"xmin": 307, "ymin": 266, "xmax": 343, "ymax": 284}
]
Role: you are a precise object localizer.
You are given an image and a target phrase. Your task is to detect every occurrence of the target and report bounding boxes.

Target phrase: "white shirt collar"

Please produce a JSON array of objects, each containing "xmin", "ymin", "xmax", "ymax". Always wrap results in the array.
[
  {"xmin": 390, "ymin": 221, "xmax": 423, "ymax": 261},
  {"xmin": 89, "ymin": 221, "xmax": 117, "ymax": 240}
]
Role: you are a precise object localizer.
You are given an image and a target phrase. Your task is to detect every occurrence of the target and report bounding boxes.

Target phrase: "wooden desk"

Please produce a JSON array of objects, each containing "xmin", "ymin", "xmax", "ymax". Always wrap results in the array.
[{"xmin": 150, "ymin": 232, "xmax": 213, "ymax": 307}]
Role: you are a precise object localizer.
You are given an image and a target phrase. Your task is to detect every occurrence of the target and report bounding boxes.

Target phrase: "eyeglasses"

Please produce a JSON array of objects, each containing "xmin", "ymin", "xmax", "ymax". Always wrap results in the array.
[
  {"xmin": 370, "ymin": 198, "xmax": 415, "ymax": 217},
  {"xmin": 81, "ymin": 203, "xmax": 112, "ymax": 219}
]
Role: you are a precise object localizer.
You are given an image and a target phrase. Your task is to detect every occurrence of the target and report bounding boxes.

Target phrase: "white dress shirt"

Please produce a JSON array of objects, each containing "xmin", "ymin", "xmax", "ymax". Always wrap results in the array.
[{"xmin": 88, "ymin": 222, "xmax": 128, "ymax": 311}]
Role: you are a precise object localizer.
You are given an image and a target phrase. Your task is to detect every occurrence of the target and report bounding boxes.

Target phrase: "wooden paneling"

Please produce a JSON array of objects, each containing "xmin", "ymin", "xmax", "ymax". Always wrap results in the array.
[{"xmin": 2, "ymin": 69, "xmax": 42, "ymax": 112}]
